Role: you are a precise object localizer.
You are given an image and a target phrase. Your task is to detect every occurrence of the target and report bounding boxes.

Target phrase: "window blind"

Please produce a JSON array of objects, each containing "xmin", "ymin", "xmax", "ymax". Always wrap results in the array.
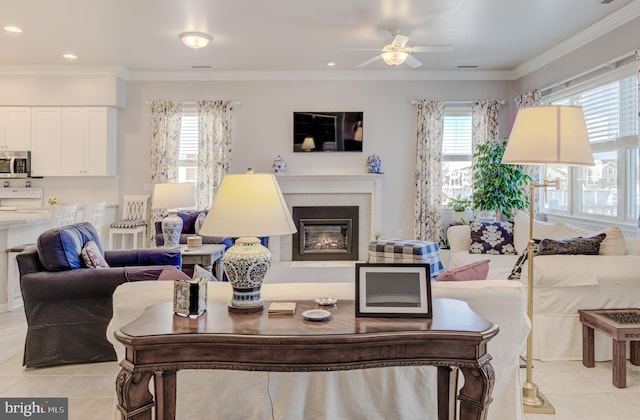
[
  {"xmin": 442, "ymin": 109, "xmax": 472, "ymax": 156},
  {"xmin": 179, "ymin": 102, "xmax": 198, "ymax": 161}
]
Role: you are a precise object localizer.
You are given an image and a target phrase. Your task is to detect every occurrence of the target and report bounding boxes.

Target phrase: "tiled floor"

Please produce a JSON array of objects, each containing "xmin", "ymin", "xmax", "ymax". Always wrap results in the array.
[{"xmin": 2, "ymin": 307, "xmax": 640, "ymax": 420}]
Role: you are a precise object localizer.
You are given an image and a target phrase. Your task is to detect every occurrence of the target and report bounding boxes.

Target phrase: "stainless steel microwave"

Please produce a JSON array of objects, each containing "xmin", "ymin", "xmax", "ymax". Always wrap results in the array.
[{"xmin": 0, "ymin": 151, "xmax": 30, "ymax": 178}]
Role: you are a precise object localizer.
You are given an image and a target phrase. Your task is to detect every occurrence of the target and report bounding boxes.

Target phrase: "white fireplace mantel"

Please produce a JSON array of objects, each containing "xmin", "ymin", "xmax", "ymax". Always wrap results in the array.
[{"xmin": 271, "ymin": 174, "xmax": 384, "ymax": 262}]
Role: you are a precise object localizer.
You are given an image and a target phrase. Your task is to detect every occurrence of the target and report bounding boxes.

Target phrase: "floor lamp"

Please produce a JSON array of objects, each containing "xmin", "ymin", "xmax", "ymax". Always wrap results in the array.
[{"xmin": 502, "ymin": 105, "xmax": 595, "ymax": 414}]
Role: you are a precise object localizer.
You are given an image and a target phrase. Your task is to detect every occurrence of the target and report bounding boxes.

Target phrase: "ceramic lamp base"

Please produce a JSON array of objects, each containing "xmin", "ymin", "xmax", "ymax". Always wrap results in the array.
[
  {"xmin": 162, "ymin": 211, "xmax": 183, "ymax": 249},
  {"xmin": 224, "ymin": 237, "xmax": 271, "ymax": 311}
]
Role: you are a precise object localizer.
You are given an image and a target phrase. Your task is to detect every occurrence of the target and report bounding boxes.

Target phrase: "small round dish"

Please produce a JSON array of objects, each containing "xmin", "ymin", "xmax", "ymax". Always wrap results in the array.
[
  {"xmin": 315, "ymin": 297, "xmax": 338, "ymax": 306},
  {"xmin": 302, "ymin": 309, "xmax": 332, "ymax": 322}
]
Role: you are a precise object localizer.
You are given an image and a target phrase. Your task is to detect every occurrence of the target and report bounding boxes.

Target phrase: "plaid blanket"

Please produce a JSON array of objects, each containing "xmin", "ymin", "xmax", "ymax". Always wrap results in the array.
[{"xmin": 367, "ymin": 239, "xmax": 443, "ymax": 280}]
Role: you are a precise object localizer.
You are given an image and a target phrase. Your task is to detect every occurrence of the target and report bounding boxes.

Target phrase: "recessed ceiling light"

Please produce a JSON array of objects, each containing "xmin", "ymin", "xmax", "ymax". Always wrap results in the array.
[
  {"xmin": 62, "ymin": 53, "xmax": 78, "ymax": 60},
  {"xmin": 4, "ymin": 26, "xmax": 22, "ymax": 33},
  {"xmin": 179, "ymin": 32, "xmax": 212, "ymax": 49},
  {"xmin": 326, "ymin": 61, "xmax": 336, "ymax": 67}
]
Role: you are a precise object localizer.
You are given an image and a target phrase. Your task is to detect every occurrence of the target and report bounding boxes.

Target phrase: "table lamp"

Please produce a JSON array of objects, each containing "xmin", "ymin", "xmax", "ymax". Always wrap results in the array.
[
  {"xmin": 198, "ymin": 171, "xmax": 296, "ymax": 312},
  {"xmin": 152, "ymin": 182, "xmax": 195, "ymax": 249},
  {"xmin": 502, "ymin": 105, "xmax": 594, "ymax": 414},
  {"xmin": 300, "ymin": 137, "xmax": 316, "ymax": 151}
]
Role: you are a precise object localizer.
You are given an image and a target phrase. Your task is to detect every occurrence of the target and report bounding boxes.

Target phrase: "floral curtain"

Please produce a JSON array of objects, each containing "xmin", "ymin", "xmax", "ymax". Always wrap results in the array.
[
  {"xmin": 471, "ymin": 99, "xmax": 500, "ymax": 150},
  {"xmin": 414, "ymin": 100, "xmax": 444, "ymax": 242},
  {"xmin": 514, "ymin": 89, "xmax": 543, "ymax": 219},
  {"xmin": 149, "ymin": 100, "xmax": 182, "ymax": 244},
  {"xmin": 636, "ymin": 49, "xmax": 639, "ymax": 229},
  {"xmin": 197, "ymin": 100, "xmax": 236, "ymax": 210}
]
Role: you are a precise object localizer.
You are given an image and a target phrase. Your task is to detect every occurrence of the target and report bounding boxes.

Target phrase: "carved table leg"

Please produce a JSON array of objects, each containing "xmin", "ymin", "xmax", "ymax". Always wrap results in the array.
[
  {"xmin": 458, "ymin": 363, "xmax": 494, "ymax": 420},
  {"xmin": 116, "ymin": 367, "xmax": 154, "ymax": 420},
  {"xmin": 630, "ymin": 341, "xmax": 640, "ymax": 366},
  {"xmin": 154, "ymin": 370, "xmax": 177, "ymax": 420}
]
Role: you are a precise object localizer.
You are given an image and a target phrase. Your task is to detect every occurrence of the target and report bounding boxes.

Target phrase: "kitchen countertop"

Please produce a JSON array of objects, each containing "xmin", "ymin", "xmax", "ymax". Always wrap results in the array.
[{"xmin": 0, "ymin": 210, "xmax": 50, "ymax": 225}]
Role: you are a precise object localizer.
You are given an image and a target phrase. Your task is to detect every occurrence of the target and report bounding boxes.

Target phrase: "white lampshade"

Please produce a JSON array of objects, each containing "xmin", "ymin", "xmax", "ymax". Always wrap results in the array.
[
  {"xmin": 300, "ymin": 137, "xmax": 316, "ymax": 151},
  {"xmin": 152, "ymin": 183, "xmax": 195, "ymax": 210},
  {"xmin": 502, "ymin": 105, "xmax": 595, "ymax": 166},
  {"xmin": 381, "ymin": 51, "xmax": 408, "ymax": 66},
  {"xmin": 199, "ymin": 173, "xmax": 296, "ymax": 238}
]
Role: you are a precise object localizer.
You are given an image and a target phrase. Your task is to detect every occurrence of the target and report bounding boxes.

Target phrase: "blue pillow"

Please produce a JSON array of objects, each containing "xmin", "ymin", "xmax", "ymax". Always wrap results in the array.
[{"xmin": 469, "ymin": 220, "xmax": 516, "ymax": 255}]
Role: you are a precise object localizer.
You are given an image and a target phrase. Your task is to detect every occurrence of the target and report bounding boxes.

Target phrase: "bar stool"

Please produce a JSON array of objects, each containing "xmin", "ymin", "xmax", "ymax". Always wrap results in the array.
[
  {"xmin": 83, "ymin": 201, "xmax": 107, "ymax": 238},
  {"xmin": 51, "ymin": 204, "xmax": 79, "ymax": 228},
  {"xmin": 109, "ymin": 195, "xmax": 149, "ymax": 249}
]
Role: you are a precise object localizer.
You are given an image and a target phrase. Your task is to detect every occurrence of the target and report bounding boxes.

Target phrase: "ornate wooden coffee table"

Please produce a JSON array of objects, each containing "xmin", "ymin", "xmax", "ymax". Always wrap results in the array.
[
  {"xmin": 115, "ymin": 298, "xmax": 498, "ymax": 420},
  {"xmin": 579, "ymin": 308, "xmax": 640, "ymax": 388}
]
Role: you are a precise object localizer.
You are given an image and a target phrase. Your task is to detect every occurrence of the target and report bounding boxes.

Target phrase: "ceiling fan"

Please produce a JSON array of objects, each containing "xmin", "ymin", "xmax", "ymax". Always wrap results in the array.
[{"xmin": 350, "ymin": 29, "xmax": 453, "ymax": 69}]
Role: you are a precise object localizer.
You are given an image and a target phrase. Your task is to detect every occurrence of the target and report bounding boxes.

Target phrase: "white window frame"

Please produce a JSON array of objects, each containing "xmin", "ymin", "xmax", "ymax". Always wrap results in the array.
[
  {"xmin": 441, "ymin": 106, "xmax": 473, "ymax": 206},
  {"xmin": 543, "ymin": 62, "xmax": 638, "ymax": 226}
]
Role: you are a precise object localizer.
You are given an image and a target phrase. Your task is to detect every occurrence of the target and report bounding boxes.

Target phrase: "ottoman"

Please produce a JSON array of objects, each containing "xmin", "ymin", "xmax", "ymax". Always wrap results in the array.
[{"xmin": 368, "ymin": 239, "xmax": 444, "ymax": 281}]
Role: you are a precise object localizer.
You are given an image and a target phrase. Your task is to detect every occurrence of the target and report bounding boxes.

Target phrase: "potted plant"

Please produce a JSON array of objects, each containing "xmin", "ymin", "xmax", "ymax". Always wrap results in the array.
[
  {"xmin": 471, "ymin": 140, "xmax": 531, "ymax": 220},
  {"xmin": 446, "ymin": 194, "xmax": 471, "ymax": 223}
]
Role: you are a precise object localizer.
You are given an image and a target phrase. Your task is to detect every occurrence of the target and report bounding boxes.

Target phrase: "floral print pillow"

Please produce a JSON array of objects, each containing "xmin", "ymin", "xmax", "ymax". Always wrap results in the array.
[{"xmin": 469, "ymin": 220, "xmax": 516, "ymax": 255}]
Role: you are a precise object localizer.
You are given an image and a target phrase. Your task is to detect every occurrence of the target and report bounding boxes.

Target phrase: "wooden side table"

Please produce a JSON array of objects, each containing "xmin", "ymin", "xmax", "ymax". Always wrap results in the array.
[
  {"xmin": 180, "ymin": 244, "xmax": 225, "ymax": 280},
  {"xmin": 115, "ymin": 298, "xmax": 498, "ymax": 420},
  {"xmin": 579, "ymin": 308, "xmax": 640, "ymax": 388}
]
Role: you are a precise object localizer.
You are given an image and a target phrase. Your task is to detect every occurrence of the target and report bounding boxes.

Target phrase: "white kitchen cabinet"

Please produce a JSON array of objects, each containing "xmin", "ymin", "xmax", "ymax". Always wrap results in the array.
[
  {"xmin": 61, "ymin": 107, "xmax": 117, "ymax": 176},
  {"xmin": 31, "ymin": 107, "xmax": 117, "ymax": 177},
  {"xmin": 0, "ymin": 107, "xmax": 31, "ymax": 150},
  {"xmin": 30, "ymin": 108, "xmax": 62, "ymax": 177}
]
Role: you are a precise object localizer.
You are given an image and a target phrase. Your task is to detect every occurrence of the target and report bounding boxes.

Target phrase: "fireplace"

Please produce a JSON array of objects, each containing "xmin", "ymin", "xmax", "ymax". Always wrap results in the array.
[{"xmin": 292, "ymin": 206, "xmax": 359, "ymax": 261}]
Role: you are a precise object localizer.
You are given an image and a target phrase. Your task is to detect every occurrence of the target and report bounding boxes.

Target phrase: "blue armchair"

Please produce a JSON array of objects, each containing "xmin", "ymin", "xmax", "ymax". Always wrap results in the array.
[{"xmin": 17, "ymin": 222, "xmax": 181, "ymax": 368}]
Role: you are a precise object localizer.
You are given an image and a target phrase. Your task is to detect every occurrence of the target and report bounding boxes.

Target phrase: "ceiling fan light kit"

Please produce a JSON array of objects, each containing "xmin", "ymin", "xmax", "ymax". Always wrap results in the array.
[
  {"xmin": 381, "ymin": 50, "xmax": 408, "ymax": 66},
  {"xmin": 351, "ymin": 29, "xmax": 452, "ymax": 69},
  {"xmin": 179, "ymin": 31, "xmax": 212, "ymax": 49}
]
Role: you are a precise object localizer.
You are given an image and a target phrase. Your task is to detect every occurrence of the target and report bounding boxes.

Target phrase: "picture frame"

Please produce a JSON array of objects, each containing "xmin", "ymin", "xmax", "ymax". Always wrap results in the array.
[
  {"xmin": 355, "ymin": 263, "xmax": 432, "ymax": 318},
  {"xmin": 293, "ymin": 111, "xmax": 363, "ymax": 152}
]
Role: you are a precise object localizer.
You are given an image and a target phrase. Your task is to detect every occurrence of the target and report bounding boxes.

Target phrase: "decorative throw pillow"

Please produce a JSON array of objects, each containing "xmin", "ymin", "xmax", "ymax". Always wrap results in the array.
[
  {"xmin": 81, "ymin": 240, "xmax": 110, "ymax": 269},
  {"xmin": 469, "ymin": 220, "xmax": 516, "ymax": 255},
  {"xmin": 158, "ymin": 265, "xmax": 191, "ymax": 281},
  {"xmin": 437, "ymin": 259, "xmax": 490, "ymax": 281},
  {"xmin": 193, "ymin": 264, "xmax": 216, "ymax": 281},
  {"xmin": 538, "ymin": 233, "xmax": 606, "ymax": 256},
  {"xmin": 590, "ymin": 227, "xmax": 625, "ymax": 255},
  {"xmin": 508, "ymin": 240, "xmax": 541, "ymax": 280},
  {"xmin": 512, "ymin": 211, "xmax": 586, "ymax": 254},
  {"xmin": 194, "ymin": 212, "xmax": 208, "ymax": 234}
]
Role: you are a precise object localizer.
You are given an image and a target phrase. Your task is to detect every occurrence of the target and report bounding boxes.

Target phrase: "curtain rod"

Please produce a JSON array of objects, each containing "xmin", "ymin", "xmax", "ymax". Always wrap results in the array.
[
  {"xmin": 144, "ymin": 100, "xmax": 241, "ymax": 106},
  {"xmin": 411, "ymin": 100, "xmax": 505, "ymax": 105},
  {"xmin": 540, "ymin": 50, "xmax": 637, "ymax": 95}
]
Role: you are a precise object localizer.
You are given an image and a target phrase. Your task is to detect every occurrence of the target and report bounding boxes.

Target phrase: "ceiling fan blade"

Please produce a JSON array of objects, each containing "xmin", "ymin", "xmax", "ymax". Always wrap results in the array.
[
  {"xmin": 391, "ymin": 34, "xmax": 409, "ymax": 48},
  {"xmin": 411, "ymin": 45, "xmax": 454, "ymax": 53},
  {"xmin": 342, "ymin": 48, "xmax": 383, "ymax": 51},
  {"xmin": 356, "ymin": 55, "xmax": 382, "ymax": 68},
  {"xmin": 405, "ymin": 54, "xmax": 423, "ymax": 68}
]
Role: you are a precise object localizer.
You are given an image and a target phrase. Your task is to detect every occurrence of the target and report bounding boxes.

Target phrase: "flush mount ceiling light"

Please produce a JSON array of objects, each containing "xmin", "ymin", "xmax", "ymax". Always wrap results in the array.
[
  {"xmin": 3, "ymin": 25, "xmax": 23, "ymax": 33},
  {"xmin": 179, "ymin": 31, "xmax": 212, "ymax": 49},
  {"xmin": 381, "ymin": 50, "xmax": 408, "ymax": 67},
  {"xmin": 62, "ymin": 53, "xmax": 78, "ymax": 60}
]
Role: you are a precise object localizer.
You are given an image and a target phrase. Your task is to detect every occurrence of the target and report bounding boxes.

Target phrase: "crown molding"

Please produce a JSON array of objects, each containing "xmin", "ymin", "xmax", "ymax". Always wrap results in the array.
[
  {"xmin": 0, "ymin": 65, "xmax": 129, "ymax": 79},
  {"xmin": 512, "ymin": 1, "xmax": 640, "ymax": 79},
  {"xmin": 124, "ymin": 69, "xmax": 513, "ymax": 82}
]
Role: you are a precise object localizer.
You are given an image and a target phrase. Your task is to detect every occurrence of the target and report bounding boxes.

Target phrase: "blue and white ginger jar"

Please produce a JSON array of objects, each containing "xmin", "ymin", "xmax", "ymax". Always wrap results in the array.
[
  {"xmin": 272, "ymin": 155, "xmax": 287, "ymax": 174},
  {"xmin": 366, "ymin": 153, "xmax": 382, "ymax": 174}
]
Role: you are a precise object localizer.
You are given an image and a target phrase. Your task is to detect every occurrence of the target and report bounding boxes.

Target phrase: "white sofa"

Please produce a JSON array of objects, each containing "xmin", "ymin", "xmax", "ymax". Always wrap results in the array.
[
  {"xmin": 107, "ymin": 280, "xmax": 528, "ymax": 420},
  {"xmin": 447, "ymin": 211, "xmax": 640, "ymax": 361}
]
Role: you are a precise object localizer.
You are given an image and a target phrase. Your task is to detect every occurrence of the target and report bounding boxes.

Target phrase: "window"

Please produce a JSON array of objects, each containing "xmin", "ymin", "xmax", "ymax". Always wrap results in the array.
[
  {"xmin": 442, "ymin": 107, "xmax": 473, "ymax": 206},
  {"xmin": 178, "ymin": 102, "xmax": 198, "ymax": 183},
  {"xmin": 544, "ymin": 72, "xmax": 638, "ymax": 223}
]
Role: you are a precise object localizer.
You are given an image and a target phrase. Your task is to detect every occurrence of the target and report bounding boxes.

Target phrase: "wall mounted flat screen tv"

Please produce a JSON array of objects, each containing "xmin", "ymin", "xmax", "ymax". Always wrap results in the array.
[{"xmin": 293, "ymin": 112, "xmax": 363, "ymax": 152}]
